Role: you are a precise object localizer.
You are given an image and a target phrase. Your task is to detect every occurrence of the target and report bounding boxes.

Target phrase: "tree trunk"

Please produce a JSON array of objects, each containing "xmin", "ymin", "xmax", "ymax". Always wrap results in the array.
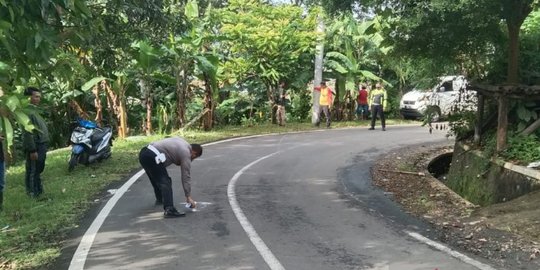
[
  {"xmin": 496, "ymin": 96, "xmax": 508, "ymax": 152},
  {"xmin": 180, "ymin": 108, "xmax": 210, "ymax": 131},
  {"xmin": 497, "ymin": 0, "xmax": 531, "ymax": 149},
  {"xmin": 521, "ymin": 117, "xmax": 540, "ymax": 136},
  {"xmin": 103, "ymin": 80, "xmax": 128, "ymax": 138},
  {"xmin": 502, "ymin": 0, "xmax": 532, "ymax": 83},
  {"xmin": 506, "ymin": 23, "xmax": 520, "ymax": 84},
  {"xmin": 202, "ymin": 72, "xmax": 214, "ymax": 131},
  {"xmin": 267, "ymin": 83, "xmax": 277, "ymax": 124},
  {"xmin": 175, "ymin": 68, "xmax": 187, "ymax": 129},
  {"xmin": 68, "ymin": 100, "xmax": 90, "ymax": 119},
  {"xmin": 139, "ymin": 78, "xmax": 153, "ymax": 136}
]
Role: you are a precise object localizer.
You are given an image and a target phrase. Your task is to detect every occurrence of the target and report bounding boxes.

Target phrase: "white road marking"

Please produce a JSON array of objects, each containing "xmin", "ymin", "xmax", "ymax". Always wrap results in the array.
[
  {"xmin": 405, "ymin": 231, "xmax": 497, "ymax": 270},
  {"xmin": 68, "ymin": 170, "xmax": 145, "ymax": 270},
  {"xmin": 227, "ymin": 152, "xmax": 286, "ymax": 270}
]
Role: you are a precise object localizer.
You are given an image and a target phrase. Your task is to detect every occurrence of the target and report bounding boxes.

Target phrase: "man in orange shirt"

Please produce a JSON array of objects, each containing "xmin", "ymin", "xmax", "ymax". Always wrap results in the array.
[{"xmin": 315, "ymin": 81, "xmax": 334, "ymax": 128}]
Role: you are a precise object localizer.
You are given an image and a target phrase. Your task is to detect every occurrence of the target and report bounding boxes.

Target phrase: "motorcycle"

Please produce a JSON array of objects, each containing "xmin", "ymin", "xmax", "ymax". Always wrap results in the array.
[{"xmin": 68, "ymin": 119, "xmax": 113, "ymax": 172}]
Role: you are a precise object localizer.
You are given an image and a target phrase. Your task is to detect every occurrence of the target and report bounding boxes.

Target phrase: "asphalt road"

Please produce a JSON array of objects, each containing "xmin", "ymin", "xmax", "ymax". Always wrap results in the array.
[{"xmin": 62, "ymin": 125, "xmax": 498, "ymax": 270}]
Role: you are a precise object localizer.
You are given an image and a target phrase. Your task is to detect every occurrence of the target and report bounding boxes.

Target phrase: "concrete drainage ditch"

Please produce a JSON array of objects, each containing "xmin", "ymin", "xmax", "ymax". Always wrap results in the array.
[{"xmin": 428, "ymin": 142, "xmax": 540, "ymax": 206}]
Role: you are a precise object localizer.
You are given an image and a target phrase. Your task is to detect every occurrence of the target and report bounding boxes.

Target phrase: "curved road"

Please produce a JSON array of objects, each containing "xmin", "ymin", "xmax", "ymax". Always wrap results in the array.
[{"xmin": 63, "ymin": 125, "xmax": 497, "ymax": 270}]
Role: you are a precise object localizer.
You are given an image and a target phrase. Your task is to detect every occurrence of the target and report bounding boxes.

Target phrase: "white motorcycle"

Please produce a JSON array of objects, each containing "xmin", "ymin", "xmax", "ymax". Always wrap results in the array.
[{"xmin": 68, "ymin": 119, "xmax": 113, "ymax": 172}]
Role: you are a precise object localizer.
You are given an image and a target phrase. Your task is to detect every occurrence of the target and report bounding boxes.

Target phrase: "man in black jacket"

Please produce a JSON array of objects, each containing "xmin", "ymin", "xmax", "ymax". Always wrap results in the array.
[{"xmin": 23, "ymin": 87, "xmax": 49, "ymax": 198}]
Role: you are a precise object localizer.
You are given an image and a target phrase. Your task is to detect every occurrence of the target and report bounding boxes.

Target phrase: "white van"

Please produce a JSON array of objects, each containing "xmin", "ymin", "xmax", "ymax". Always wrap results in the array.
[{"xmin": 399, "ymin": 75, "xmax": 472, "ymax": 121}]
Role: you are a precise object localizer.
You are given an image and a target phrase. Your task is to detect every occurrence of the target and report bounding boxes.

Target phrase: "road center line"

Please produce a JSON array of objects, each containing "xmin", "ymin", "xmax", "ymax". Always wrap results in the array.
[
  {"xmin": 405, "ymin": 231, "xmax": 497, "ymax": 270},
  {"xmin": 227, "ymin": 152, "xmax": 286, "ymax": 270}
]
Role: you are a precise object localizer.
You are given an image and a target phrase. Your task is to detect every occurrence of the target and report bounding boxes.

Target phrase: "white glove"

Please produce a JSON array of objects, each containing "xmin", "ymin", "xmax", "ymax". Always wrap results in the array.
[{"xmin": 155, "ymin": 153, "xmax": 166, "ymax": 164}]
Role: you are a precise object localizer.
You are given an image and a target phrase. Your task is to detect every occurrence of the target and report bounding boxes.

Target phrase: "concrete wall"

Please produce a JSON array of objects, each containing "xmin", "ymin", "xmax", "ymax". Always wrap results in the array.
[{"xmin": 446, "ymin": 142, "xmax": 540, "ymax": 206}]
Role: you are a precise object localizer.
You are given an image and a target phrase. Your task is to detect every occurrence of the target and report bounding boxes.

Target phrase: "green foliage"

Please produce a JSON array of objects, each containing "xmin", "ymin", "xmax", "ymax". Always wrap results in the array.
[
  {"xmin": 288, "ymin": 89, "xmax": 312, "ymax": 122},
  {"xmin": 501, "ymin": 134, "xmax": 540, "ymax": 164},
  {"xmin": 215, "ymin": 89, "xmax": 261, "ymax": 125},
  {"xmin": 379, "ymin": 1, "xmax": 504, "ymax": 82},
  {"xmin": 447, "ymin": 110, "xmax": 476, "ymax": 140},
  {"xmin": 0, "ymin": 0, "xmax": 92, "ymax": 85},
  {"xmin": 0, "ymin": 94, "xmax": 35, "ymax": 151},
  {"xmin": 482, "ymin": 130, "xmax": 540, "ymax": 165},
  {"xmin": 514, "ymin": 101, "xmax": 540, "ymax": 132},
  {"xmin": 520, "ymin": 9, "xmax": 540, "ymax": 84},
  {"xmin": 324, "ymin": 14, "xmax": 385, "ymax": 84},
  {"xmin": 216, "ymin": 0, "xmax": 317, "ymax": 87}
]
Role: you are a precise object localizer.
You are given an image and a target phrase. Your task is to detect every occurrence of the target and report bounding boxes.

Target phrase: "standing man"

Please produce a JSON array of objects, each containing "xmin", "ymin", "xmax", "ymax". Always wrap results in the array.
[
  {"xmin": 368, "ymin": 82, "xmax": 387, "ymax": 131},
  {"xmin": 276, "ymin": 82, "xmax": 288, "ymax": 126},
  {"xmin": 356, "ymin": 84, "xmax": 369, "ymax": 120},
  {"xmin": 138, "ymin": 137, "xmax": 203, "ymax": 218},
  {"xmin": 276, "ymin": 92, "xmax": 288, "ymax": 126},
  {"xmin": 315, "ymin": 81, "xmax": 334, "ymax": 128},
  {"xmin": 23, "ymin": 87, "xmax": 49, "ymax": 198}
]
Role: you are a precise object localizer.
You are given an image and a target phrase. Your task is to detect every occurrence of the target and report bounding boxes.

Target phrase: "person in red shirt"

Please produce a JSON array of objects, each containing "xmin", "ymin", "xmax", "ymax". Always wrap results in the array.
[{"xmin": 356, "ymin": 84, "xmax": 369, "ymax": 120}]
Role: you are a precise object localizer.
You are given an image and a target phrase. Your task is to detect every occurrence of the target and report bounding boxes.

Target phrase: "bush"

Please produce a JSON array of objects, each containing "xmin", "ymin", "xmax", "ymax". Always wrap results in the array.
[{"xmin": 501, "ymin": 134, "xmax": 540, "ymax": 164}]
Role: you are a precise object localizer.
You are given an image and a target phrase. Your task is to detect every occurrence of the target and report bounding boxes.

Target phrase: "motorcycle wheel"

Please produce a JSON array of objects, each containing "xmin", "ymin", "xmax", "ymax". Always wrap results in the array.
[{"xmin": 68, "ymin": 154, "xmax": 79, "ymax": 172}]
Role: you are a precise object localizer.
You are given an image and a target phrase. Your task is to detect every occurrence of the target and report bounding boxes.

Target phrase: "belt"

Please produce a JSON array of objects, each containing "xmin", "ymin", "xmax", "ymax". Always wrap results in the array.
[{"xmin": 147, "ymin": 145, "xmax": 166, "ymax": 164}]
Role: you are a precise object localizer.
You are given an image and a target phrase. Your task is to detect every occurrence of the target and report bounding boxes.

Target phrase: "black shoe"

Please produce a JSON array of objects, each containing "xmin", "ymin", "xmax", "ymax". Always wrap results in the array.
[
  {"xmin": 164, "ymin": 207, "xmax": 185, "ymax": 218},
  {"xmin": 368, "ymin": 127, "xmax": 375, "ymax": 130}
]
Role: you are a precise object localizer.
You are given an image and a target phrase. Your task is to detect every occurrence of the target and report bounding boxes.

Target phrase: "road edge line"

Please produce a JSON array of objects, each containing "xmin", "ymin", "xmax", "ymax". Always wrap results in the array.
[
  {"xmin": 405, "ymin": 230, "xmax": 497, "ymax": 270},
  {"xmin": 68, "ymin": 170, "xmax": 145, "ymax": 270}
]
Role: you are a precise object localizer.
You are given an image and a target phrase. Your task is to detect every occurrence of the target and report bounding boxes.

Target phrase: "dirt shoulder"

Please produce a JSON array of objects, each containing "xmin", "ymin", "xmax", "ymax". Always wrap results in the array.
[{"xmin": 372, "ymin": 142, "xmax": 540, "ymax": 270}]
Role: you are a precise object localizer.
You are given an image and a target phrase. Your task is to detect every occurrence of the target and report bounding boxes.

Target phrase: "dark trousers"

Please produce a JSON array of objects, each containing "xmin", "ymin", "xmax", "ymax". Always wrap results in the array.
[
  {"xmin": 370, "ymin": 105, "xmax": 386, "ymax": 128},
  {"xmin": 356, "ymin": 104, "xmax": 369, "ymax": 120},
  {"xmin": 316, "ymin": 105, "xmax": 331, "ymax": 127},
  {"xmin": 139, "ymin": 147, "xmax": 174, "ymax": 210},
  {"xmin": 25, "ymin": 143, "xmax": 47, "ymax": 196}
]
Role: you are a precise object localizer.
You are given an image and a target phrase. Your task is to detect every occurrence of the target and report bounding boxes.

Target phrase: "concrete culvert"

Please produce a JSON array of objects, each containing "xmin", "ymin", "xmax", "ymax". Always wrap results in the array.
[{"xmin": 428, "ymin": 152, "xmax": 453, "ymax": 181}]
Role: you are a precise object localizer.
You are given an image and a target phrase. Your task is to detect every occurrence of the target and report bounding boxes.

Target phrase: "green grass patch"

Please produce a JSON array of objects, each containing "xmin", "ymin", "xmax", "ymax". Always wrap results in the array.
[{"xmin": 0, "ymin": 120, "xmax": 416, "ymax": 268}]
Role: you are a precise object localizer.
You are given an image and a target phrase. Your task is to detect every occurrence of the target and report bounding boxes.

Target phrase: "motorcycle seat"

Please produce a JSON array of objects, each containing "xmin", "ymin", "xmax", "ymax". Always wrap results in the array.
[{"xmin": 91, "ymin": 127, "xmax": 112, "ymax": 142}]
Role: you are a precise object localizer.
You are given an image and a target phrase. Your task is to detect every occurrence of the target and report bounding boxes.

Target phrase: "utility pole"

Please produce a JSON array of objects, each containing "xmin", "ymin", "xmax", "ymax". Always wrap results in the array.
[{"xmin": 312, "ymin": 14, "xmax": 325, "ymax": 125}]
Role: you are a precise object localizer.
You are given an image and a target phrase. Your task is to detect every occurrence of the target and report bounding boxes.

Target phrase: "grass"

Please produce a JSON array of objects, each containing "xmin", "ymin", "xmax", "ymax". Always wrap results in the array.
[
  {"xmin": 0, "ymin": 119, "xmax": 415, "ymax": 269},
  {"xmin": 397, "ymin": 162, "xmax": 416, "ymax": 172}
]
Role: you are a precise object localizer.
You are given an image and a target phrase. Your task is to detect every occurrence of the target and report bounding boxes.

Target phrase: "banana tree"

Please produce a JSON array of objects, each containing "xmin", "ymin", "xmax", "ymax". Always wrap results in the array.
[
  {"xmin": 324, "ymin": 15, "xmax": 390, "ymax": 120},
  {"xmin": 324, "ymin": 51, "xmax": 382, "ymax": 120},
  {"xmin": 131, "ymin": 40, "xmax": 163, "ymax": 135},
  {"xmin": 163, "ymin": 0, "xmax": 220, "ymax": 130}
]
